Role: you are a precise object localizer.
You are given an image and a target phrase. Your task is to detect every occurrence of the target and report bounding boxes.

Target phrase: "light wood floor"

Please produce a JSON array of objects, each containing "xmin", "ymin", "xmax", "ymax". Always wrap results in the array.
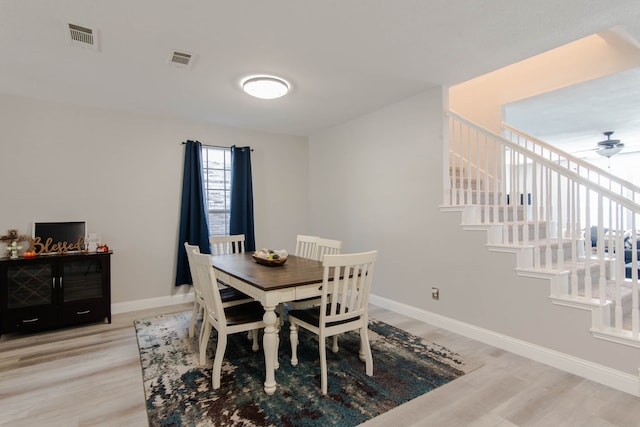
[{"xmin": 0, "ymin": 303, "xmax": 638, "ymax": 427}]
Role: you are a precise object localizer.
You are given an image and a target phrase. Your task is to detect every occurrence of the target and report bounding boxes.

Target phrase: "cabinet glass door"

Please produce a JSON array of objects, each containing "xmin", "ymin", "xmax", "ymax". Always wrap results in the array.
[
  {"xmin": 62, "ymin": 259, "xmax": 104, "ymax": 302},
  {"xmin": 7, "ymin": 263, "xmax": 54, "ymax": 309}
]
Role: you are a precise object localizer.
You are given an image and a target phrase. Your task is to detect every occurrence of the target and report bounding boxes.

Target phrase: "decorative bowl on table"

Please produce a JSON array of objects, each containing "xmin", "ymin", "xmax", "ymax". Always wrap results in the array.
[{"xmin": 252, "ymin": 248, "xmax": 288, "ymax": 266}]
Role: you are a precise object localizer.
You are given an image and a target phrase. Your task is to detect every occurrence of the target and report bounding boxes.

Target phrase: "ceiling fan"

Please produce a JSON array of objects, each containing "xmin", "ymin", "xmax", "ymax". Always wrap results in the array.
[{"xmin": 595, "ymin": 131, "xmax": 624, "ymax": 158}]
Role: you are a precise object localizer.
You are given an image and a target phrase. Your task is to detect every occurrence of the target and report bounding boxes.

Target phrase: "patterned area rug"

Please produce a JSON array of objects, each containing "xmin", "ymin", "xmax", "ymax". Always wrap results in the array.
[{"xmin": 134, "ymin": 310, "xmax": 478, "ymax": 427}]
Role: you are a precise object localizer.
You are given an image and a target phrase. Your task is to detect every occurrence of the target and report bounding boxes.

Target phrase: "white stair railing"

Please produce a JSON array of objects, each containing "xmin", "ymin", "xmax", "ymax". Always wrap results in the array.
[
  {"xmin": 502, "ymin": 123, "xmax": 640, "ymax": 206},
  {"xmin": 445, "ymin": 110, "xmax": 640, "ymax": 346}
]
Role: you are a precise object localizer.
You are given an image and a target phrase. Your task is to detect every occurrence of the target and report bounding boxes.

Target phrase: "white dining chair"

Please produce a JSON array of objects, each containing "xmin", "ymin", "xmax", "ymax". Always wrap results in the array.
[
  {"xmin": 289, "ymin": 250, "xmax": 377, "ymax": 395},
  {"xmin": 314, "ymin": 237, "xmax": 342, "ymax": 261},
  {"xmin": 286, "ymin": 237, "xmax": 343, "ymax": 352},
  {"xmin": 288, "ymin": 237, "xmax": 342, "ymax": 311},
  {"xmin": 281, "ymin": 235, "xmax": 342, "ymax": 353},
  {"xmin": 184, "ymin": 242, "xmax": 207, "ymax": 340},
  {"xmin": 295, "ymin": 234, "xmax": 319, "ymax": 259},
  {"xmin": 190, "ymin": 250, "xmax": 277, "ymax": 389},
  {"xmin": 210, "ymin": 234, "xmax": 245, "ymax": 256},
  {"xmin": 276, "ymin": 234, "xmax": 322, "ymax": 325},
  {"xmin": 209, "ymin": 234, "xmax": 259, "ymax": 344},
  {"xmin": 184, "ymin": 243, "xmax": 256, "ymax": 365}
]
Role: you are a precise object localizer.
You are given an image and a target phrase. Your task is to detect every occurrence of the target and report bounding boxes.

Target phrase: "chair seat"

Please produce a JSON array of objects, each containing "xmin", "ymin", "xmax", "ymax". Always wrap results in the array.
[
  {"xmin": 220, "ymin": 286, "xmax": 251, "ymax": 303},
  {"xmin": 225, "ymin": 301, "xmax": 265, "ymax": 326},
  {"xmin": 289, "ymin": 304, "xmax": 358, "ymax": 328}
]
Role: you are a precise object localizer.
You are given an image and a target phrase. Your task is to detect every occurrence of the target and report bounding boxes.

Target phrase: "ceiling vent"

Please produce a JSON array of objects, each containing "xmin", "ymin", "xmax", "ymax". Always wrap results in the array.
[
  {"xmin": 66, "ymin": 23, "xmax": 99, "ymax": 51},
  {"xmin": 168, "ymin": 50, "xmax": 195, "ymax": 68}
]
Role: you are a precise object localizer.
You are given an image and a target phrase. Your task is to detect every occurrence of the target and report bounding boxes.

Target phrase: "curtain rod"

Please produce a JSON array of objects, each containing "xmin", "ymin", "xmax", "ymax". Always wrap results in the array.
[{"xmin": 181, "ymin": 142, "xmax": 253, "ymax": 151}]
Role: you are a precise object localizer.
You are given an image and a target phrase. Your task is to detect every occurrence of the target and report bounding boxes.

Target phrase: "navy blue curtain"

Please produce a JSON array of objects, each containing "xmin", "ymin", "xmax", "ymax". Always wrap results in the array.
[
  {"xmin": 230, "ymin": 146, "xmax": 256, "ymax": 251},
  {"xmin": 175, "ymin": 140, "xmax": 210, "ymax": 286}
]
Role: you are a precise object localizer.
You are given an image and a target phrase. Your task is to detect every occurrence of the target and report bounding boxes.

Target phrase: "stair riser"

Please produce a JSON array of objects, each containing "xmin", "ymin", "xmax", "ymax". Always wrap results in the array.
[
  {"xmin": 572, "ymin": 263, "xmax": 613, "ymax": 289},
  {"xmin": 481, "ymin": 206, "xmax": 528, "ymax": 222},
  {"xmin": 537, "ymin": 241, "xmax": 581, "ymax": 264},
  {"xmin": 505, "ymin": 222, "xmax": 548, "ymax": 243},
  {"xmin": 452, "ymin": 191, "xmax": 498, "ymax": 205}
]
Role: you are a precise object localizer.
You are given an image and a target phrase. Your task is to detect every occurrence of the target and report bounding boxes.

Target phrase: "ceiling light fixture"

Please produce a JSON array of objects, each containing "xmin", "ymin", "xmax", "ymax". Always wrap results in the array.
[{"xmin": 241, "ymin": 76, "xmax": 289, "ymax": 99}]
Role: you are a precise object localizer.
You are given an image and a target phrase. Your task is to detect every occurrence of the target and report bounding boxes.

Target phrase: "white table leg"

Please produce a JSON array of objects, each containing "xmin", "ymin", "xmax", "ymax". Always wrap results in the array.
[{"xmin": 262, "ymin": 306, "xmax": 278, "ymax": 395}]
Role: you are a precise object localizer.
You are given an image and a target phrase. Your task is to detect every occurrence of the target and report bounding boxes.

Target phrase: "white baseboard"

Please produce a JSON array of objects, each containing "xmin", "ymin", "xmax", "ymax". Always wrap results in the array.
[
  {"xmin": 111, "ymin": 289, "xmax": 195, "ymax": 315},
  {"xmin": 369, "ymin": 293, "xmax": 640, "ymax": 397}
]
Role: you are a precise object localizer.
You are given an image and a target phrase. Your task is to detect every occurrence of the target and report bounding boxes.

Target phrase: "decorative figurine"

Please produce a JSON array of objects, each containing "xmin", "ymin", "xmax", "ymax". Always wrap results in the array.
[
  {"xmin": 7, "ymin": 241, "xmax": 22, "ymax": 259},
  {"xmin": 96, "ymin": 244, "xmax": 109, "ymax": 253},
  {"xmin": 1, "ymin": 229, "xmax": 29, "ymax": 259}
]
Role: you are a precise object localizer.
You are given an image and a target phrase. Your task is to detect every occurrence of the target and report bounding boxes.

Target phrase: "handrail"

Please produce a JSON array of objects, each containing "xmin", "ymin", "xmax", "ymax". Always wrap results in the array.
[
  {"xmin": 502, "ymin": 122, "xmax": 640, "ymax": 204},
  {"xmin": 447, "ymin": 111, "xmax": 640, "ymax": 212}
]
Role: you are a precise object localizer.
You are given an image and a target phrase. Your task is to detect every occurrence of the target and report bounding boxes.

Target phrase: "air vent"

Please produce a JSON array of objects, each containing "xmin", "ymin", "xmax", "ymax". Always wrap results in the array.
[
  {"xmin": 168, "ymin": 50, "xmax": 195, "ymax": 68},
  {"xmin": 66, "ymin": 23, "xmax": 99, "ymax": 51}
]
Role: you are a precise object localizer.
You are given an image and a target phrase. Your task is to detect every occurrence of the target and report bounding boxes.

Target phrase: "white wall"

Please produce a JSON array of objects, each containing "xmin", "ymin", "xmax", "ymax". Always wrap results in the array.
[
  {"xmin": 308, "ymin": 89, "xmax": 445, "ymax": 304},
  {"xmin": 308, "ymin": 87, "xmax": 639, "ymax": 379},
  {"xmin": 0, "ymin": 94, "xmax": 308, "ymax": 305}
]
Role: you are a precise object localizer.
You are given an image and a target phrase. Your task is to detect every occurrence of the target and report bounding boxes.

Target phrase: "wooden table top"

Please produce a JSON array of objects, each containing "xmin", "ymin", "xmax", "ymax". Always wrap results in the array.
[{"xmin": 210, "ymin": 253, "xmax": 325, "ymax": 291}]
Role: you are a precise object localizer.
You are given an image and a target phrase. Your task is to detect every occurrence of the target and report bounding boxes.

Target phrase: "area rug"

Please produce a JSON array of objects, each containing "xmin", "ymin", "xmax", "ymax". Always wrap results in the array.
[{"xmin": 134, "ymin": 310, "xmax": 478, "ymax": 427}]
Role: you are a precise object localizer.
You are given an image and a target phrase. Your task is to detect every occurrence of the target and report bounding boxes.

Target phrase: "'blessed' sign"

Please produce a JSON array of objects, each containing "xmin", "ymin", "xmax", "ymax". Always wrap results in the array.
[{"xmin": 30, "ymin": 237, "xmax": 85, "ymax": 254}]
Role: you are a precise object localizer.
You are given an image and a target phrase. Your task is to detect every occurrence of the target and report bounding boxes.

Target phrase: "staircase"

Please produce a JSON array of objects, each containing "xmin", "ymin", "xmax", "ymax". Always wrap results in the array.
[{"xmin": 442, "ymin": 111, "xmax": 640, "ymax": 348}]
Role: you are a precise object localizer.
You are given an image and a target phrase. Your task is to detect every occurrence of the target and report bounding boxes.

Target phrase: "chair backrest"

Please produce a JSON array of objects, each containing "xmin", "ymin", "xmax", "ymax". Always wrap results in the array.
[
  {"xmin": 320, "ymin": 250, "xmax": 377, "ymax": 326},
  {"xmin": 190, "ymin": 251, "xmax": 226, "ymax": 329},
  {"xmin": 210, "ymin": 234, "xmax": 245, "ymax": 256},
  {"xmin": 184, "ymin": 242, "xmax": 201, "ymax": 258},
  {"xmin": 314, "ymin": 237, "xmax": 342, "ymax": 261},
  {"xmin": 184, "ymin": 242, "xmax": 202, "ymax": 295},
  {"xmin": 295, "ymin": 234, "xmax": 319, "ymax": 259}
]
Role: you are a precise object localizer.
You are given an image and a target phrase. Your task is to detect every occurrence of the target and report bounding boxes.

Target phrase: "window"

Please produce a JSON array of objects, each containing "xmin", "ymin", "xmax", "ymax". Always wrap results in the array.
[{"xmin": 201, "ymin": 146, "xmax": 231, "ymax": 236}]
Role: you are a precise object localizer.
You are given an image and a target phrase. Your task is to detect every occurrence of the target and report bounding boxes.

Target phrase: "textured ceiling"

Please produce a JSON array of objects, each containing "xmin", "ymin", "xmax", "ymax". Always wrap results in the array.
[
  {"xmin": 1, "ymin": 1, "xmax": 640, "ymax": 136},
  {"xmin": 505, "ymin": 67, "xmax": 640, "ymax": 158}
]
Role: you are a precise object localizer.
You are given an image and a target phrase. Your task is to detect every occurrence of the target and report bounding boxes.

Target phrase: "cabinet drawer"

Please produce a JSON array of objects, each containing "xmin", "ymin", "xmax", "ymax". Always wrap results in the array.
[
  {"xmin": 60, "ymin": 300, "xmax": 107, "ymax": 325},
  {"xmin": 2, "ymin": 307, "xmax": 57, "ymax": 333}
]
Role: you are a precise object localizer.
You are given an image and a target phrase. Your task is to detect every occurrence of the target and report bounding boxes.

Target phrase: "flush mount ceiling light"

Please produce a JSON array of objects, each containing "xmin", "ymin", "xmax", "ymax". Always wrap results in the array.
[{"xmin": 241, "ymin": 76, "xmax": 290, "ymax": 99}]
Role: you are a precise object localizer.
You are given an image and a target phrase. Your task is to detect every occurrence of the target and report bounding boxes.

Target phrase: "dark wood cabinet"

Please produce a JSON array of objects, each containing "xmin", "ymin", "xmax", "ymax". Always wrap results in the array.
[{"xmin": 0, "ymin": 252, "xmax": 111, "ymax": 334}]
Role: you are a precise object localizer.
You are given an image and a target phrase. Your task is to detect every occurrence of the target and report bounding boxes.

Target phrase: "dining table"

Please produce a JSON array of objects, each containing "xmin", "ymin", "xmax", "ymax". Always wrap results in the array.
[{"xmin": 210, "ymin": 252, "xmax": 325, "ymax": 395}]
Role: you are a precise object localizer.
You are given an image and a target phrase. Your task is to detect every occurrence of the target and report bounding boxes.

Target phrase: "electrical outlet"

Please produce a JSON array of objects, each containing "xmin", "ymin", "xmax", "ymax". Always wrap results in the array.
[{"xmin": 432, "ymin": 287, "xmax": 440, "ymax": 300}]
